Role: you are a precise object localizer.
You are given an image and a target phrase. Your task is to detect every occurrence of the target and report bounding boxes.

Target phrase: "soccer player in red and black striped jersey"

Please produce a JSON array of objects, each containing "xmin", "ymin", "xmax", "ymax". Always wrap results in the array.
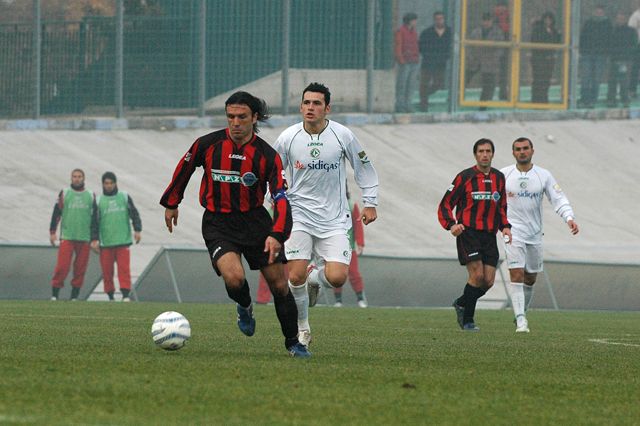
[
  {"xmin": 160, "ymin": 91, "xmax": 310, "ymax": 358},
  {"xmin": 438, "ymin": 138, "xmax": 512, "ymax": 331}
]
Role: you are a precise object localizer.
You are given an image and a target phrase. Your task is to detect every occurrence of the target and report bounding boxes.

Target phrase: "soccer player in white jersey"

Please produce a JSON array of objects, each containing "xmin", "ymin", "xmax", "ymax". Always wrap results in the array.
[
  {"xmin": 501, "ymin": 137, "xmax": 579, "ymax": 333},
  {"xmin": 274, "ymin": 82, "xmax": 379, "ymax": 347}
]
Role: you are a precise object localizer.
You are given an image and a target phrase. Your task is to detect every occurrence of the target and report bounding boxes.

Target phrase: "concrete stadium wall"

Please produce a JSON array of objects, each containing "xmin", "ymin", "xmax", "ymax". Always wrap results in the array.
[{"xmin": 1, "ymin": 114, "xmax": 639, "ymax": 306}]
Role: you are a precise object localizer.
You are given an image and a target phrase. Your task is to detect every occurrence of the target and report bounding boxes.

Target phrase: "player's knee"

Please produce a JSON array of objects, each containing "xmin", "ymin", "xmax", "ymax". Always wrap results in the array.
[
  {"xmin": 222, "ymin": 272, "xmax": 245, "ymax": 289},
  {"xmin": 268, "ymin": 279, "xmax": 289, "ymax": 297},
  {"xmin": 326, "ymin": 271, "xmax": 348, "ymax": 288},
  {"xmin": 289, "ymin": 270, "xmax": 307, "ymax": 286}
]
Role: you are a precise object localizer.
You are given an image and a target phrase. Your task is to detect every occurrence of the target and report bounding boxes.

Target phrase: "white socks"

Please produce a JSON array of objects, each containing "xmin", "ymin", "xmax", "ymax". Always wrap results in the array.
[
  {"xmin": 510, "ymin": 282, "xmax": 526, "ymax": 319},
  {"xmin": 308, "ymin": 266, "xmax": 335, "ymax": 289},
  {"xmin": 288, "ymin": 281, "xmax": 310, "ymax": 331},
  {"xmin": 523, "ymin": 284, "xmax": 534, "ymax": 310}
]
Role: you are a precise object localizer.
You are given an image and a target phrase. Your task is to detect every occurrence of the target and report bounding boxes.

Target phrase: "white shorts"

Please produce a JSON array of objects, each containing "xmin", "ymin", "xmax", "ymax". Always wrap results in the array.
[
  {"xmin": 505, "ymin": 240, "xmax": 543, "ymax": 273},
  {"xmin": 284, "ymin": 230, "xmax": 352, "ymax": 265}
]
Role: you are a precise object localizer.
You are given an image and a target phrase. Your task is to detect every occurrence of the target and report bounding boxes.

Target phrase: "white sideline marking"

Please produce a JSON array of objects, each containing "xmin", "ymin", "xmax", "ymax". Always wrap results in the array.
[{"xmin": 589, "ymin": 338, "xmax": 640, "ymax": 348}]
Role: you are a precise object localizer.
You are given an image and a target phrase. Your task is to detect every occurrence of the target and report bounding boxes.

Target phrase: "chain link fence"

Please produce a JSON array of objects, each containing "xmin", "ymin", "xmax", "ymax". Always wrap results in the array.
[{"xmin": 1, "ymin": 0, "xmax": 639, "ymax": 118}]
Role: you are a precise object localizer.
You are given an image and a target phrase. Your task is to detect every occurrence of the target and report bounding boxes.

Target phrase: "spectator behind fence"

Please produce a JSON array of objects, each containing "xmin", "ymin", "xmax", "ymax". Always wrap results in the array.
[
  {"xmin": 607, "ymin": 12, "xmax": 638, "ymax": 108},
  {"xmin": 578, "ymin": 5, "xmax": 612, "ymax": 108},
  {"xmin": 530, "ymin": 12, "xmax": 561, "ymax": 104},
  {"xmin": 467, "ymin": 13, "xmax": 504, "ymax": 106},
  {"xmin": 90, "ymin": 172, "xmax": 142, "ymax": 302},
  {"xmin": 418, "ymin": 11, "xmax": 452, "ymax": 112},
  {"xmin": 333, "ymin": 186, "xmax": 368, "ymax": 308},
  {"xmin": 628, "ymin": 6, "xmax": 640, "ymax": 98},
  {"xmin": 394, "ymin": 12, "xmax": 419, "ymax": 113},
  {"xmin": 49, "ymin": 168, "xmax": 97, "ymax": 301}
]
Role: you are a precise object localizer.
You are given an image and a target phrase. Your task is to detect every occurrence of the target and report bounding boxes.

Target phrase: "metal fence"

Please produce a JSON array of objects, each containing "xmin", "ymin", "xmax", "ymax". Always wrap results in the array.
[{"xmin": 1, "ymin": 0, "xmax": 639, "ymax": 118}]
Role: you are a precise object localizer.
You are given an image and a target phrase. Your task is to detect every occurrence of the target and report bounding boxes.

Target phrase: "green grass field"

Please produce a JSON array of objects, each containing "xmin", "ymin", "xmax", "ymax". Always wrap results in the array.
[{"xmin": 1, "ymin": 300, "xmax": 638, "ymax": 425}]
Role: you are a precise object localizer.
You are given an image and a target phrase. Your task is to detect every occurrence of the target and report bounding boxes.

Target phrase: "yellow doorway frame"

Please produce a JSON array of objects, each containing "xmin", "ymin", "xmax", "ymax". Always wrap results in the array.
[{"xmin": 459, "ymin": 0, "xmax": 571, "ymax": 110}]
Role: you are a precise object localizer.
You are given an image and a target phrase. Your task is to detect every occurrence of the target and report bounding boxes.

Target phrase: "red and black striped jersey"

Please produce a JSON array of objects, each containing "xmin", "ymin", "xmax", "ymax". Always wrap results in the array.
[
  {"xmin": 438, "ymin": 165, "xmax": 511, "ymax": 233},
  {"xmin": 160, "ymin": 129, "xmax": 292, "ymax": 243}
]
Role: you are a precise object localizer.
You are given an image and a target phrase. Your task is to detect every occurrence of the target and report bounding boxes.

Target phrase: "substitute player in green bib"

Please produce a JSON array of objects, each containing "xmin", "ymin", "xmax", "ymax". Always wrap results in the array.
[
  {"xmin": 49, "ymin": 168, "xmax": 97, "ymax": 301},
  {"xmin": 91, "ymin": 172, "xmax": 142, "ymax": 301}
]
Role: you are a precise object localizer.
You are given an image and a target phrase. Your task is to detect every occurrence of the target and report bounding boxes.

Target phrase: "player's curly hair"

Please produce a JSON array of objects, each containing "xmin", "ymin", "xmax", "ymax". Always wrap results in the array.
[{"xmin": 225, "ymin": 91, "xmax": 270, "ymax": 133}]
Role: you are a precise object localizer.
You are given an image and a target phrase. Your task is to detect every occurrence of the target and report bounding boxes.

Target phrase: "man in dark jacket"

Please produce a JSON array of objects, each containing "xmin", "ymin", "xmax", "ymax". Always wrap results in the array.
[
  {"xmin": 418, "ymin": 11, "xmax": 451, "ymax": 112},
  {"xmin": 578, "ymin": 5, "xmax": 612, "ymax": 108},
  {"xmin": 607, "ymin": 12, "xmax": 638, "ymax": 107}
]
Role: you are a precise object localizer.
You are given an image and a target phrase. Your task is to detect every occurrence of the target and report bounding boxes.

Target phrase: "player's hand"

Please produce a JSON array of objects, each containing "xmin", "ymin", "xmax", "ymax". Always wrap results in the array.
[
  {"xmin": 134, "ymin": 232, "xmax": 142, "ymax": 244},
  {"xmin": 450, "ymin": 224, "xmax": 465, "ymax": 237},
  {"xmin": 502, "ymin": 228, "xmax": 512, "ymax": 244},
  {"xmin": 568, "ymin": 220, "xmax": 579, "ymax": 235},
  {"xmin": 362, "ymin": 207, "xmax": 377, "ymax": 225},
  {"xmin": 49, "ymin": 233, "xmax": 57, "ymax": 246},
  {"xmin": 90, "ymin": 240, "xmax": 100, "ymax": 253},
  {"xmin": 264, "ymin": 236, "xmax": 282, "ymax": 264},
  {"xmin": 165, "ymin": 208, "xmax": 179, "ymax": 233}
]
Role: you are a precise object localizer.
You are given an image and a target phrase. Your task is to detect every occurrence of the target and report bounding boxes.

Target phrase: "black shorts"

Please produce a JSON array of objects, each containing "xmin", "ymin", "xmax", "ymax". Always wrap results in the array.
[
  {"xmin": 202, "ymin": 208, "xmax": 286, "ymax": 276},
  {"xmin": 456, "ymin": 228, "xmax": 499, "ymax": 267}
]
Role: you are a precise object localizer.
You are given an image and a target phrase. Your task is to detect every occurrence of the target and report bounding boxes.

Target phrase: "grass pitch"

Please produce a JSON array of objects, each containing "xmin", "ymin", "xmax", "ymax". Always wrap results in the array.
[{"xmin": 1, "ymin": 300, "xmax": 638, "ymax": 425}]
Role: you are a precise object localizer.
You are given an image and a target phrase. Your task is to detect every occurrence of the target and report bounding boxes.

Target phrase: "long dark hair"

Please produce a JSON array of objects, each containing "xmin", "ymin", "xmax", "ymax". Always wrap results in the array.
[{"xmin": 225, "ymin": 91, "xmax": 270, "ymax": 133}]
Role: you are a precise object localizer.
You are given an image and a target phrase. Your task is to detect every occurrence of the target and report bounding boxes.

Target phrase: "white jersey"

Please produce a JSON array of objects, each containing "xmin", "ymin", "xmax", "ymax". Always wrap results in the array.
[
  {"xmin": 501, "ymin": 164, "xmax": 574, "ymax": 244},
  {"xmin": 274, "ymin": 120, "xmax": 379, "ymax": 237}
]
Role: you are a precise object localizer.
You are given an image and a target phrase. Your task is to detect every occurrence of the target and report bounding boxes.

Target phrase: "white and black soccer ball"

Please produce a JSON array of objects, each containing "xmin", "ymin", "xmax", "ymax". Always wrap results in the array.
[{"xmin": 151, "ymin": 311, "xmax": 191, "ymax": 351}]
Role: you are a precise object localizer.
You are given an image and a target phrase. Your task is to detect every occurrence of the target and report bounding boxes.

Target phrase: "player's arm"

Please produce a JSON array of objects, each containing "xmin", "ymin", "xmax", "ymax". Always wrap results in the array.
[
  {"xmin": 497, "ymin": 173, "xmax": 512, "ymax": 241},
  {"xmin": 49, "ymin": 190, "xmax": 64, "ymax": 245},
  {"xmin": 438, "ymin": 174, "xmax": 463, "ymax": 232},
  {"xmin": 160, "ymin": 140, "xmax": 200, "ymax": 233},
  {"xmin": 90, "ymin": 194, "xmax": 100, "ymax": 251},
  {"xmin": 544, "ymin": 172, "xmax": 578, "ymax": 235},
  {"xmin": 128, "ymin": 195, "xmax": 142, "ymax": 243},
  {"xmin": 267, "ymin": 152, "xmax": 292, "ymax": 245},
  {"xmin": 344, "ymin": 132, "xmax": 379, "ymax": 224}
]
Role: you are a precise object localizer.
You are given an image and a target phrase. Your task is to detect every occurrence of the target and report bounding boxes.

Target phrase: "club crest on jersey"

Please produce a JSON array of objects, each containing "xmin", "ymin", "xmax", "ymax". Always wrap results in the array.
[
  {"xmin": 240, "ymin": 172, "xmax": 257, "ymax": 187},
  {"xmin": 310, "ymin": 148, "xmax": 321, "ymax": 158},
  {"xmin": 358, "ymin": 151, "xmax": 370, "ymax": 164},
  {"xmin": 520, "ymin": 181, "xmax": 527, "ymax": 188}
]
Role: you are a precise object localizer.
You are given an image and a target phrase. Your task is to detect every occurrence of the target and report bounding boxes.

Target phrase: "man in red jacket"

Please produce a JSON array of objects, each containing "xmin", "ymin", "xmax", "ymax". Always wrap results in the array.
[{"xmin": 394, "ymin": 12, "xmax": 419, "ymax": 113}]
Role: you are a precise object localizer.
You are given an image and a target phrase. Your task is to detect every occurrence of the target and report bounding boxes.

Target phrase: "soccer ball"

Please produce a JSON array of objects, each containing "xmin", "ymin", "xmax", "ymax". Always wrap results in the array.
[{"xmin": 151, "ymin": 311, "xmax": 191, "ymax": 351}]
